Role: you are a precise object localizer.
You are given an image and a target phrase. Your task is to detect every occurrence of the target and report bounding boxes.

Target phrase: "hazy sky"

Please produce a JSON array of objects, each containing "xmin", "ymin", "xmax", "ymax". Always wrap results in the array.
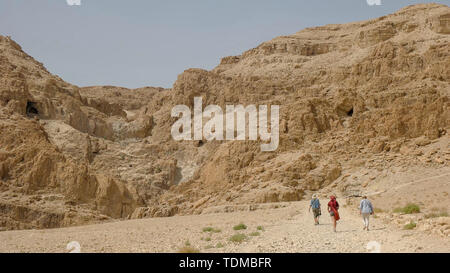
[{"xmin": 0, "ymin": 0, "xmax": 447, "ymax": 88}]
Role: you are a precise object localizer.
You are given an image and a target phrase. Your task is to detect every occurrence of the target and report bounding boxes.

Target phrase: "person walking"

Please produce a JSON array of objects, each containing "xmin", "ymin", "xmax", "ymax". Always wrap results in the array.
[
  {"xmin": 359, "ymin": 195, "xmax": 374, "ymax": 231},
  {"xmin": 328, "ymin": 195, "xmax": 340, "ymax": 232},
  {"xmin": 309, "ymin": 194, "xmax": 321, "ymax": 225}
]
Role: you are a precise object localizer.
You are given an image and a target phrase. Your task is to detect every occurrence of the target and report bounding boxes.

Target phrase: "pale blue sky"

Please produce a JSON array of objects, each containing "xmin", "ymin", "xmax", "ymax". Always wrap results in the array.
[{"xmin": 0, "ymin": 0, "xmax": 447, "ymax": 88}]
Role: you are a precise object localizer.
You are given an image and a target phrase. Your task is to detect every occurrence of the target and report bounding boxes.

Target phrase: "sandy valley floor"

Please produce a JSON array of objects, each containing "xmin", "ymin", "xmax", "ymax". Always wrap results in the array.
[{"xmin": 0, "ymin": 200, "xmax": 448, "ymax": 253}]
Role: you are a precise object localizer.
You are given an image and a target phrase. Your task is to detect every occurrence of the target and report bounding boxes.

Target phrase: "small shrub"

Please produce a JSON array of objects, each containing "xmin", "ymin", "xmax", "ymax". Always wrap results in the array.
[
  {"xmin": 374, "ymin": 208, "xmax": 384, "ymax": 213},
  {"xmin": 178, "ymin": 246, "xmax": 200, "ymax": 253},
  {"xmin": 256, "ymin": 226, "xmax": 264, "ymax": 231},
  {"xmin": 403, "ymin": 221, "xmax": 417, "ymax": 230},
  {"xmin": 394, "ymin": 203, "xmax": 420, "ymax": 214},
  {"xmin": 203, "ymin": 227, "xmax": 221, "ymax": 233},
  {"xmin": 204, "ymin": 245, "xmax": 214, "ymax": 250},
  {"xmin": 425, "ymin": 211, "xmax": 448, "ymax": 218},
  {"xmin": 216, "ymin": 242, "xmax": 224, "ymax": 248},
  {"xmin": 184, "ymin": 240, "xmax": 191, "ymax": 246},
  {"xmin": 249, "ymin": 232, "xmax": 260, "ymax": 236},
  {"xmin": 205, "ymin": 237, "xmax": 211, "ymax": 242},
  {"xmin": 425, "ymin": 213, "xmax": 438, "ymax": 219},
  {"xmin": 233, "ymin": 223, "xmax": 247, "ymax": 230},
  {"xmin": 403, "ymin": 204, "xmax": 421, "ymax": 214},
  {"xmin": 230, "ymin": 234, "xmax": 248, "ymax": 243},
  {"xmin": 393, "ymin": 207, "xmax": 402, "ymax": 213}
]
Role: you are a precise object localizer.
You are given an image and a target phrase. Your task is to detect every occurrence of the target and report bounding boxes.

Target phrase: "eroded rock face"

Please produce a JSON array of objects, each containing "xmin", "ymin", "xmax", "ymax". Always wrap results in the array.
[
  {"xmin": 430, "ymin": 12, "xmax": 450, "ymax": 34},
  {"xmin": 149, "ymin": 3, "xmax": 450, "ymax": 216},
  {"xmin": 0, "ymin": 3, "xmax": 449, "ymax": 229},
  {"xmin": 0, "ymin": 111, "xmax": 138, "ymax": 228},
  {"xmin": 0, "ymin": 36, "xmax": 147, "ymax": 229}
]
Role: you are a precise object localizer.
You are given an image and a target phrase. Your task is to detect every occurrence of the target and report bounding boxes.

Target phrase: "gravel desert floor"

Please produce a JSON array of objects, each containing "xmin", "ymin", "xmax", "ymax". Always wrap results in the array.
[{"xmin": 0, "ymin": 201, "xmax": 448, "ymax": 253}]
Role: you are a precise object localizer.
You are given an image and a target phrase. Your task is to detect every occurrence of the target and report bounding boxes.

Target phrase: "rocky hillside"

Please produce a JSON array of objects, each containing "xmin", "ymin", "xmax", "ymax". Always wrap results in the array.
[{"xmin": 0, "ymin": 3, "xmax": 449, "ymax": 230}]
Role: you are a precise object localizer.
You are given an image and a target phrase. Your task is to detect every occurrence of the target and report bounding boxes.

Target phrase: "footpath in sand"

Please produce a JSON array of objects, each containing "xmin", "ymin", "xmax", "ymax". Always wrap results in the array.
[{"xmin": 0, "ymin": 201, "xmax": 448, "ymax": 253}]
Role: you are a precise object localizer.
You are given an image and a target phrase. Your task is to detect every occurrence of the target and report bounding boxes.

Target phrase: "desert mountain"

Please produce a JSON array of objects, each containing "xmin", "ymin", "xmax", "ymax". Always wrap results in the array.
[{"xmin": 0, "ymin": 3, "xmax": 449, "ymax": 230}]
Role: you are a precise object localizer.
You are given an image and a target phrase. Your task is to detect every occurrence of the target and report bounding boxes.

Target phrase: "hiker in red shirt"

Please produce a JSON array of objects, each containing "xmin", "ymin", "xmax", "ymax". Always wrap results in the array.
[{"xmin": 328, "ymin": 195, "xmax": 340, "ymax": 232}]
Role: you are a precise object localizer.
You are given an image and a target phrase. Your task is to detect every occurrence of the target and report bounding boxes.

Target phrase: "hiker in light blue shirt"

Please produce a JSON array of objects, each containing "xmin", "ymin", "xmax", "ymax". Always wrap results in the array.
[
  {"xmin": 359, "ymin": 196, "xmax": 374, "ymax": 231},
  {"xmin": 309, "ymin": 194, "xmax": 321, "ymax": 225}
]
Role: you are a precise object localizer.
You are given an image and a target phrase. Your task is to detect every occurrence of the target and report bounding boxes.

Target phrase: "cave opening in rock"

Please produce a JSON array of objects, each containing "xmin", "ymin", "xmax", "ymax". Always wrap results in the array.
[
  {"xmin": 347, "ymin": 108, "xmax": 353, "ymax": 117},
  {"xmin": 26, "ymin": 101, "xmax": 39, "ymax": 117},
  {"xmin": 195, "ymin": 140, "xmax": 204, "ymax": 147}
]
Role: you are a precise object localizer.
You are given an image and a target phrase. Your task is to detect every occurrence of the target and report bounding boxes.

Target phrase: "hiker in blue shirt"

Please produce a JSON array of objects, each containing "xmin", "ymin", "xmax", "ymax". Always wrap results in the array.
[
  {"xmin": 309, "ymin": 194, "xmax": 321, "ymax": 225},
  {"xmin": 359, "ymin": 195, "xmax": 374, "ymax": 231}
]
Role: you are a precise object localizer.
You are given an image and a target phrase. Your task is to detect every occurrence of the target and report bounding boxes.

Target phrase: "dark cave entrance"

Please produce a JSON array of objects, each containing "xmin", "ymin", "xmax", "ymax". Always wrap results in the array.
[
  {"xmin": 347, "ymin": 108, "xmax": 353, "ymax": 117},
  {"xmin": 26, "ymin": 101, "xmax": 39, "ymax": 117}
]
